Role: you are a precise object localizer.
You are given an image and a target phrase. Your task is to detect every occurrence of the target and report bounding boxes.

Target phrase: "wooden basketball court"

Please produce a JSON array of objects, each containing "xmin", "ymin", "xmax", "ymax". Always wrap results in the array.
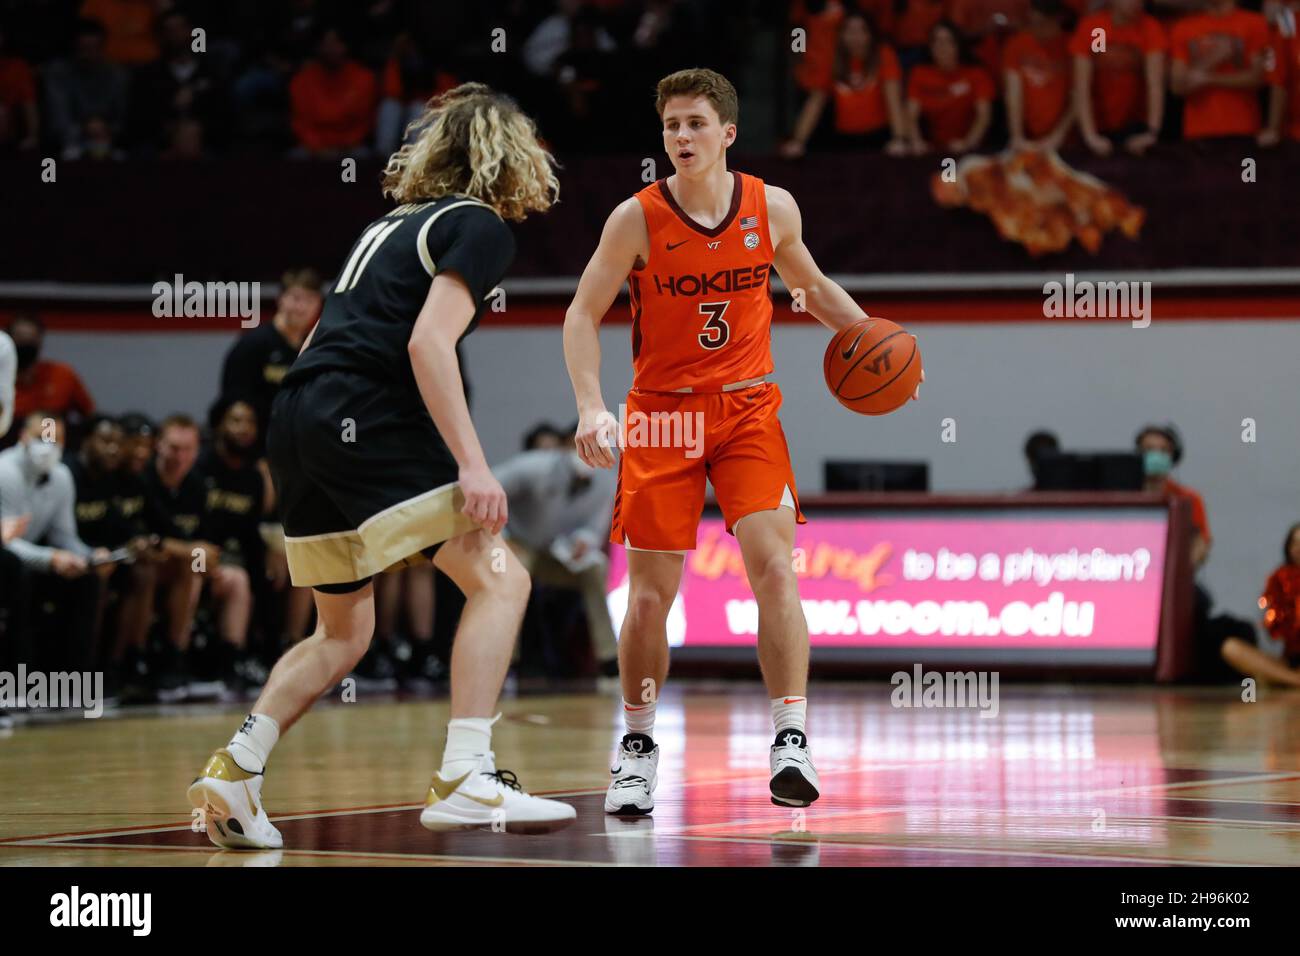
[{"xmin": 2, "ymin": 682, "xmax": 1298, "ymax": 867}]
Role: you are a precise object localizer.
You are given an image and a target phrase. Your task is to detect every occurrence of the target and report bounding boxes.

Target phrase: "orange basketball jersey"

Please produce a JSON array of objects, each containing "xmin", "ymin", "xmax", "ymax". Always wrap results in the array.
[{"xmin": 629, "ymin": 170, "xmax": 775, "ymax": 392}]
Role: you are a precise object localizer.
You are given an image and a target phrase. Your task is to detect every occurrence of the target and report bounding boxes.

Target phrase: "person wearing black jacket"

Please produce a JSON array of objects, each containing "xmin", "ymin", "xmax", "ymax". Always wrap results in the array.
[
  {"xmin": 68, "ymin": 414, "xmax": 161, "ymax": 698},
  {"xmin": 219, "ymin": 269, "xmax": 321, "ymax": 458},
  {"xmin": 197, "ymin": 397, "xmax": 269, "ymax": 690},
  {"xmin": 141, "ymin": 414, "xmax": 222, "ymax": 700}
]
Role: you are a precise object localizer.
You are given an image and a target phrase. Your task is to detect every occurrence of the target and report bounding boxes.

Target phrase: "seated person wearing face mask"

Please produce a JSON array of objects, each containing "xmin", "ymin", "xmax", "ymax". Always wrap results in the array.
[
  {"xmin": 0, "ymin": 411, "xmax": 114, "ymax": 674},
  {"xmin": 1136, "ymin": 423, "xmax": 1210, "ymax": 569}
]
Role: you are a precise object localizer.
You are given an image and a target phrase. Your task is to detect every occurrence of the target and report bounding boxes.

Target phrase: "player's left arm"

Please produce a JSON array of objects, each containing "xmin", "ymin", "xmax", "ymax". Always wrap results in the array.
[
  {"xmin": 767, "ymin": 185, "xmax": 922, "ymax": 398},
  {"xmin": 767, "ymin": 184, "xmax": 866, "ymax": 335}
]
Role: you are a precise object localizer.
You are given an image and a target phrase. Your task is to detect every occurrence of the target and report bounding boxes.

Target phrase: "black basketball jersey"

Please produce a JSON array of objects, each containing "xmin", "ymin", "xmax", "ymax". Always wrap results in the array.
[{"xmin": 283, "ymin": 196, "xmax": 515, "ymax": 397}]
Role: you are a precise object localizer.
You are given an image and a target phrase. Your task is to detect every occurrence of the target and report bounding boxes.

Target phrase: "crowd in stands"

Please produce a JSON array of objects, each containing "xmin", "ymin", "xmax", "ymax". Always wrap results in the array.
[
  {"xmin": 0, "ymin": 0, "xmax": 729, "ymax": 158},
  {"xmin": 782, "ymin": 0, "xmax": 1300, "ymax": 156},
  {"xmin": 5, "ymin": 0, "xmax": 1295, "ymax": 162}
]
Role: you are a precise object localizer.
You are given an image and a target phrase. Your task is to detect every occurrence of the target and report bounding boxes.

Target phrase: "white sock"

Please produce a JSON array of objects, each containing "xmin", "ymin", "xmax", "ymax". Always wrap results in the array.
[
  {"xmin": 227, "ymin": 713, "xmax": 280, "ymax": 774},
  {"xmin": 439, "ymin": 715, "xmax": 498, "ymax": 779},
  {"xmin": 624, "ymin": 699, "xmax": 655, "ymax": 737},
  {"xmin": 770, "ymin": 696, "xmax": 807, "ymax": 736}
]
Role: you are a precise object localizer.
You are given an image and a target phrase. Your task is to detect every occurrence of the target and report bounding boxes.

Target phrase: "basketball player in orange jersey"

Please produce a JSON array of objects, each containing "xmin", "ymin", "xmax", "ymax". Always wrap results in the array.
[{"xmin": 564, "ymin": 68, "xmax": 921, "ymax": 813}]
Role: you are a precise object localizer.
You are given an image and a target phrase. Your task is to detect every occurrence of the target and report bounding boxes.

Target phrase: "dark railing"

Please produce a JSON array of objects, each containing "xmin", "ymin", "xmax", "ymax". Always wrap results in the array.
[{"xmin": 4, "ymin": 140, "xmax": 1298, "ymax": 284}]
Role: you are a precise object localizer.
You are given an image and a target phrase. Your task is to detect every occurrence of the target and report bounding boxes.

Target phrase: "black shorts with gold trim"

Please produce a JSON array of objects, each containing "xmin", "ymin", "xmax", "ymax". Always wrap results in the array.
[{"xmin": 267, "ymin": 370, "xmax": 477, "ymax": 590}]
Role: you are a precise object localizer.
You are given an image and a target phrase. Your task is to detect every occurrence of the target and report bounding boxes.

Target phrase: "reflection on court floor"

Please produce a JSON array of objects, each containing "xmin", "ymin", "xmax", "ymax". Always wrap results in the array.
[{"xmin": 2, "ymin": 683, "xmax": 1298, "ymax": 866}]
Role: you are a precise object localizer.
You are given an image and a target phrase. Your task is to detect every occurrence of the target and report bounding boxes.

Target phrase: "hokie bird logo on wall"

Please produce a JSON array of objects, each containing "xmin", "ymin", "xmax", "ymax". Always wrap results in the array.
[{"xmin": 931, "ymin": 150, "xmax": 1145, "ymax": 257}]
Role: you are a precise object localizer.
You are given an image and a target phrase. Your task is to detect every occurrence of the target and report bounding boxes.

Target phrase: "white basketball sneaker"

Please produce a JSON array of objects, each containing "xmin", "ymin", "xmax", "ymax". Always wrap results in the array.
[
  {"xmin": 420, "ymin": 752, "xmax": 576, "ymax": 834},
  {"xmin": 187, "ymin": 749, "xmax": 284, "ymax": 849},
  {"xmin": 769, "ymin": 730, "xmax": 821, "ymax": 807},
  {"xmin": 605, "ymin": 733, "xmax": 659, "ymax": 816}
]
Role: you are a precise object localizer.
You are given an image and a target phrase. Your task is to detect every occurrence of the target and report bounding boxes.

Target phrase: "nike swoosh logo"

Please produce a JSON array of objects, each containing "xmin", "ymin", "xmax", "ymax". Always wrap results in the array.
[
  {"xmin": 428, "ymin": 770, "xmax": 472, "ymax": 803},
  {"xmin": 666, "ymin": 239, "xmax": 689, "ymax": 251},
  {"xmin": 783, "ymin": 698, "xmax": 805, "ymax": 704},
  {"xmin": 840, "ymin": 324, "xmax": 871, "ymax": 360},
  {"xmin": 428, "ymin": 771, "xmax": 506, "ymax": 808}
]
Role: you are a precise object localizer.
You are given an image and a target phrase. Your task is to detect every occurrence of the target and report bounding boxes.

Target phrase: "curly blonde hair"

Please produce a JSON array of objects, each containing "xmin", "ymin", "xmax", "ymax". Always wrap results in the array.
[{"xmin": 381, "ymin": 83, "xmax": 559, "ymax": 221}]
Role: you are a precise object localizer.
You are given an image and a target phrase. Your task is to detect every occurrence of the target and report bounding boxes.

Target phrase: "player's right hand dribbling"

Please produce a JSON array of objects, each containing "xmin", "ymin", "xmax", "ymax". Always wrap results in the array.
[
  {"xmin": 575, "ymin": 407, "xmax": 619, "ymax": 469},
  {"xmin": 459, "ymin": 463, "xmax": 508, "ymax": 535}
]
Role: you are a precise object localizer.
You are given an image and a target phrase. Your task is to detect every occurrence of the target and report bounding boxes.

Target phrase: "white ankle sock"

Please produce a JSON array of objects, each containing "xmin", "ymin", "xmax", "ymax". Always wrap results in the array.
[
  {"xmin": 440, "ymin": 714, "xmax": 498, "ymax": 779},
  {"xmin": 623, "ymin": 699, "xmax": 656, "ymax": 737},
  {"xmin": 227, "ymin": 713, "xmax": 280, "ymax": 774},
  {"xmin": 770, "ymin": 696, "xmax": 807, "ymax": 735}
]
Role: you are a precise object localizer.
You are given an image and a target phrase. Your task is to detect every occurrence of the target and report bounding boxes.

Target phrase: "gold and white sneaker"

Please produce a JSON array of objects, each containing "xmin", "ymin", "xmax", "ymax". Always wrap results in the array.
[
  {"xmin": 187, "ymin": 749, "xmax": 284, "ymax": 850},
  {"xmin": 419, "ymin": 752, "xmax": 576, "ymax": 834}
]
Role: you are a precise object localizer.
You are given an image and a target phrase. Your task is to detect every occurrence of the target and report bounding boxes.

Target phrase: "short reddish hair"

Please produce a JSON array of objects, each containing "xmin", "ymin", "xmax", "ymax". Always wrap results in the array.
[{"xmin": 655, "ymin": 68, "xmax": 738, "ymax": 127}]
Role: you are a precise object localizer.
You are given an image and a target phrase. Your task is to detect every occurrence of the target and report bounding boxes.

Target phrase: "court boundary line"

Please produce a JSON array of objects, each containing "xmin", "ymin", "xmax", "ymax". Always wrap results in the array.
[
  {"xmin": 0, "ymin": 840, "xmax": 616, "ymax": 867},
  {"xmin": 1087, "ymin": 771, "xmax": 1300, "ymax": 797},
  {"xmin": 0, "ymin": 763, "xmax": 937, "ymax": 846}
]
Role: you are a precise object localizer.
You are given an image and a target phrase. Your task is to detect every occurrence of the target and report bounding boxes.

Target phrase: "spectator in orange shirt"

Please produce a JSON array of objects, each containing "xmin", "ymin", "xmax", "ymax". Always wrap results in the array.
[
  {"xmin": 1004, "ymin": 0, "xmax": 1076, "ymax": 150},
  {"xmin": 289, "ymin": 27, "xmax": 377, "ymax": 157},
  {"xmin": 1260, "ymin": 0, "xmax": 1300, "ymax": 143},
  {"xmin": 1135, "ymin": 423, "xmax": 1210, "ymax": 567},
  {"xmin": 1260, "ymin": 524, "xmax": 1300, "ymax": 662},
  {"xmin": 3, "ymin": 316, "xmax": 95, "ymax": 448},
  {"xmin": 375, "ymin": 32, "xmax": 459, "ymax": 156},
  {"xmin": 856, "ymin": 0, "xmax": 900, "ymax": 42},
  {"xmin": 781, "ymin": 11, "xmax": 909, "ymax": 155},
  {"xmin": 0, "ymin": 26, "xmax": 38, "ymax": 150},
  {"xmin": 1169, "ymin": 0, "xmax": 1271, "ymax": 139},
  {"xmin": 951, "ymin": 0, "xmax": 1031, "ymax": 77},
  {"xmin": 80, "ymin": 0, "xmax": 159, "ymax": 66},
  {"xmin": 895, "ymin": 0, "xmax": 952, "ymax": 63},
  {"xmin": 1220, "ymin": 522, "xmax": 1300, "ymax": 687},
  {"xmin": 1070, "ymin": 0, "xmax": 1167, "ymax": 156},
  {"xmin": 1253, "ymin": 0, "xmax": 1294, "ymax": 145},
  {"xmin": 791, "ymin": 0, "xmax": 847, "ymax": 93},
  {"xmin": 906, "ymin": 20, "xmax": 995, "ymax": 153}
]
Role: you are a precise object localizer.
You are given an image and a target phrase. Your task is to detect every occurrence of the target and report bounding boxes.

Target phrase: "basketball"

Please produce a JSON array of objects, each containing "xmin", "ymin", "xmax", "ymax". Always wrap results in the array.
[{"xmin": 823, "ymin": 317, "xmax": 922, "ymax": 415}]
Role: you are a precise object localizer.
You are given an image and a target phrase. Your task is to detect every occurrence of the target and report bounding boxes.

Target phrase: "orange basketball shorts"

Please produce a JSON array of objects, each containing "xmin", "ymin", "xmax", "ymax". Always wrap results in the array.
[{"xmin": 609, "ymin": 381, "xmax": 807, "ymax": 552}]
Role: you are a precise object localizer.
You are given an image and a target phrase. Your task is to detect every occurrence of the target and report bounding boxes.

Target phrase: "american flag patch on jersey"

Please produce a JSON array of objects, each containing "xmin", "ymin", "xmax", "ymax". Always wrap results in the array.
[{"xmin": 739, "ymin": 215, "xmax": 758, "ymax": 230}]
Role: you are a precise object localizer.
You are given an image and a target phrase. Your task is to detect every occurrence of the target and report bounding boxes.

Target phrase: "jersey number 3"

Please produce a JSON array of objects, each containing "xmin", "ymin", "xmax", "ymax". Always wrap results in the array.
[{"xmin": 698, "ymin": 301, "xmax": 731, "ymax": 350}]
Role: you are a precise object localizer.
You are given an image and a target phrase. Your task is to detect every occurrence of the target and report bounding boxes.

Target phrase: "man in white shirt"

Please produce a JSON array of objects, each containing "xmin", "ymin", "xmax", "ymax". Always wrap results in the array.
[{"xmin": 0, "ymin": 412, "xmax": 110, "ymax": 674}]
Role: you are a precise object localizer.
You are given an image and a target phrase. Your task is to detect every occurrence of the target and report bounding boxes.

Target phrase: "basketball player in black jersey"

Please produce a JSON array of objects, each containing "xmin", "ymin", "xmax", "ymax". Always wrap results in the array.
[{"xmin": 188, "ymin": 84, "xmax": 575, "ymax": 847}]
